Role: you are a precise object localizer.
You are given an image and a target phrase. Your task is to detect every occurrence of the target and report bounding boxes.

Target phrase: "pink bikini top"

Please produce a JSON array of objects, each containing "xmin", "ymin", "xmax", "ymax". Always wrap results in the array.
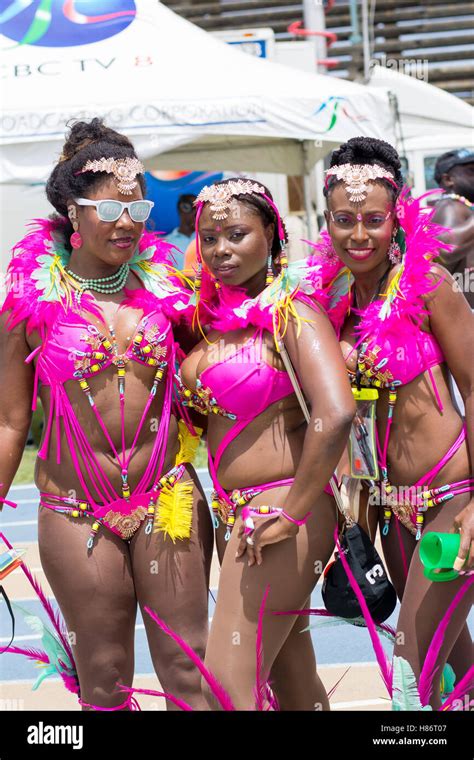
[
  {"xmin": 29, "ymin": 309, "xmax": 173, "ymax": 387},
  {"xmin": 177, "ymin": 328, "xmax": 294, "ymax": 421},
  {"xmin": 353, "ymin": 321, "xmax": 445, "ymax": 389}
]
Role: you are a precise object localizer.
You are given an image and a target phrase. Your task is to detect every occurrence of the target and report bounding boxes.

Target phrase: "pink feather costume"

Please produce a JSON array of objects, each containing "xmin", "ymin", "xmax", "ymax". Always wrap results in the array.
[
  {"xmin": 309, "ymin": 189, "xmax": 474, "ymax": 540},
  {"xmin": 298, "ymin": 188, "xmax": 474, "ymax": 709},
  {"xmin": 1, "ymin": 217, "xmax": 195, "ymax": 546}
]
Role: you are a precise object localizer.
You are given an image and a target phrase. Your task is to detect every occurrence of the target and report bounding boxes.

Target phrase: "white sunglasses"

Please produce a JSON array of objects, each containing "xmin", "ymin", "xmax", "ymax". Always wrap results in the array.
[{"xmin": 74, "ymin": 198, "xmax": 154, "ymax": 223}]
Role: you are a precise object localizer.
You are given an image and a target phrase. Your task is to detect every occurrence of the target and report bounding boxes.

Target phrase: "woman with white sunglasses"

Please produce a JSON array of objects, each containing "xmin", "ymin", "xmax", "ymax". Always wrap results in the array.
[{"xmin": 0, "ymin": 118, "xmax": 213, "ymax": 710}]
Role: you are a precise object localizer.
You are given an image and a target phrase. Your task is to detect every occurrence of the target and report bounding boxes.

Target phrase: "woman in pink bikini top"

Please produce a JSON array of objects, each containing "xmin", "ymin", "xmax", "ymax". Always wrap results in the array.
[
  {"xmin": 0, "ymin": 119, "xmax": 213, "ymax": 711},
  {"xmin": 178, "ymin": 178, "xmax": 355, "ymax": 710},
  {"xmin": 316, "ymin": 136, "xmax": 474, "ymax": 709}
]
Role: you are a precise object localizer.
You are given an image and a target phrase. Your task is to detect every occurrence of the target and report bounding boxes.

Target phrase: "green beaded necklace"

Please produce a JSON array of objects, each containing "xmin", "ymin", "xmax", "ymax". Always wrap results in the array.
[{"xmin": 66, "ymin": 263, "xmax": 130, "ymax": 304}]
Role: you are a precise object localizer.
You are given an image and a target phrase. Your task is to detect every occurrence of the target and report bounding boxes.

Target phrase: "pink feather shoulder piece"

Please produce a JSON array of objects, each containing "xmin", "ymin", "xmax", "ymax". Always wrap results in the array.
[
  {"xmin": 198, "ymin": 255, "xmax": 332, "ymax": 334},
  {"xmin": 122, "ymin": 232, "xmax": 193, "ymax": 323},
  {"xmin": 354, "ymin": 189, "xmax": 451, "ymax": 342},
  {"xmin": 1, "ymin": 217, "xmax": 101, "ymax": 334},
  {"xmin": 1, "ymin": 220, "xmax": 192, "ymax": 333}
]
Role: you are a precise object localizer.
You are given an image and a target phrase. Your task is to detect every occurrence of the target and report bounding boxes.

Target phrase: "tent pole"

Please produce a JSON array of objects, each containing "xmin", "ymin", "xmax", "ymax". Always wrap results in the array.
[
  {"xmin": 302, "ymin": 141, "xmax": 315, "ymax": 241},
  {"xmin": 303, "ymin": 173, "xmax": 315, "ymax": 241}
]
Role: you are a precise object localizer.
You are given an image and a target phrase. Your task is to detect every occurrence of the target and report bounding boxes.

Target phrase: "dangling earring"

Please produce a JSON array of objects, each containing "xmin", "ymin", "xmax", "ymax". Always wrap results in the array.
[
  {"xmin": 279, "ymin": 241, "xmax": 288, "ymax": 271},
  {"xmin": 266, "ymin": 252, "xmax": 274, "ymax": 285},
  {"xmin": 68, "ymin": 205, "xmax": 83, "ymax": 250},
  {"xmin": 388, "ymin": 230, "xmax": 402, "ymax": 265},
  {"xmin": 70, "ymin": 230, "xmax": 83, "ymax": 249},
  {"xmin": 194, "ymin": 261, "xmax": 203, "ymax": 293}
]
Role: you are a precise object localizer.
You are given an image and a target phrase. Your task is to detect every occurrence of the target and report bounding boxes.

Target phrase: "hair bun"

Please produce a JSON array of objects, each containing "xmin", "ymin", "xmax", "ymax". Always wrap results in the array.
[
  {"xmin": 59, "ymin": 118, "xmax": 133, "ymax": 163},
  {"xmin": 329, "ymin": 137, "xmax": 403, "ymax": 188}
]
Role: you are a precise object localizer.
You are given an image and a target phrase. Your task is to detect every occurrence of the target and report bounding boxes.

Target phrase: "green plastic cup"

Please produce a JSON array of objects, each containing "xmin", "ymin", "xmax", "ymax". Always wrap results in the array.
[{"xmin": 419, "ymin": 532, "xmax": 461, "ymax": 582}]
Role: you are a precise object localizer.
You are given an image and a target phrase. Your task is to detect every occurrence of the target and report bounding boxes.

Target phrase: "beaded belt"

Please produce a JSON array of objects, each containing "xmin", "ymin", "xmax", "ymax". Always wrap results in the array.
[
  {"xmin": 382, "ymin": 478, "xmax": 474, "ymax": 539},
  {"xmin": 40, "ymin": 463, "xmax": 186, "ymax": 548},
  {"xmin": 210, "ymin": 477, "xmax": 295, "ymax": 540}
]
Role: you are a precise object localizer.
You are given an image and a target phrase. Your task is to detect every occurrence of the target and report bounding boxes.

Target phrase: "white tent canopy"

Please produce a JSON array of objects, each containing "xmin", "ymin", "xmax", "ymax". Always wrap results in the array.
[
  {"xmin": 0, "ymin": 0, "xmax": 395, "ymax": 182},
  {"xmin": 368, "ymin": 65, "xmax": 474, "ymax": 150}
]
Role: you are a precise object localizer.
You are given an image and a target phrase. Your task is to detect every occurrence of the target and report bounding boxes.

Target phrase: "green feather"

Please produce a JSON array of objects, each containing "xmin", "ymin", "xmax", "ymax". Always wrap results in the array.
[
  {"xmin": 392, "ymin": 656, "xmax": 432, "ymax": 711},
  {"xmin": 440, "ymin": 663, "xmax": 456, "ymax": 699},
  {"xmin": 12, "ymin": 603, "xmax": 74, "ymax": 688},
  {"xmin": 303, "ymin": 615, "xmax": 396, "ymax": 643}
]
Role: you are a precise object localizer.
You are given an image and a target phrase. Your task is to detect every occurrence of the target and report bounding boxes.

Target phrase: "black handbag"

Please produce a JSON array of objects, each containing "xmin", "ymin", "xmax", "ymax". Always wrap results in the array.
[{"xmin": 322, "ymin": 522, "xmax": 397, "ymax": 623}]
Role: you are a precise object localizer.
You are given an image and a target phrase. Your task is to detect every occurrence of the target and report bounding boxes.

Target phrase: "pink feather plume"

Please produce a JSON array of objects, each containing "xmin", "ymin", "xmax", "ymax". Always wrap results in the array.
[
  {"xmin": 418, "ymin": 576, "xmax": 474, "ymax": 706},
  {"xmin": 144, "ymin": 605, "xmax": 235, "ymax": 710},
  {"xmin": 254, "ymin": 584, "xmax": 271, "ymax": 710},
  {"xmin": 1, "ymin": 218, "xmax": 102, "ymax": 334},
  {"xmin": 117, "ymin": 684, "xmax": 193, "ymax": 711},
  {"xmin": 196, "ymin": 258, "xmax": 332, "ymax": 334},
  {"xmin": 122, "ymin": 231, "xmax": 194, "ymax": 324},
  {"xmin": 440, "ymin": 666, "xmax": 474, "ymax": 711},
  {"xmin": 333, "ymin": 526, "xmax": 393, "ymax": 694}
]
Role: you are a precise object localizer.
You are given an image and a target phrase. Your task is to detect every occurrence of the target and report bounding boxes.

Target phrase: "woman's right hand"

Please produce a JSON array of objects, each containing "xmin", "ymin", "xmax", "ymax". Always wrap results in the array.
[{"xmin": 452, "ymin": 499, "xmax": 474, "ymax": 572}]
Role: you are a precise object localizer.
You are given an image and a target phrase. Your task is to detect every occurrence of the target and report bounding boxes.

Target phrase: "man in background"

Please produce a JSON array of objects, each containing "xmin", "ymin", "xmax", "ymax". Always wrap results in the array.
[
  {"xmin": 432, "ymin": 148, "xmax": 474, "ymax": 416},
  {"xmin": 164, "ymin": 194, "xmax": 197, "ymax": 270},
  {"xmin": 432, "ymin": 148, "xmax": 474, "ymax": 308}
]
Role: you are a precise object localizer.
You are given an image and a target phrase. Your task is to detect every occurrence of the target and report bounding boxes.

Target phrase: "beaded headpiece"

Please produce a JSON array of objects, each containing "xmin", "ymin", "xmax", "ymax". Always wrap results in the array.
[
  {"xmin": 195, "ymin": 180, "xmax": 266, "ymax": 221},
  {"xmin": 325, "ymin": 163, "xmax": 397, "ymax": 203},
  {"xmin": 75, "ymin": 157, "xmax": 145, "ymax": 195}
]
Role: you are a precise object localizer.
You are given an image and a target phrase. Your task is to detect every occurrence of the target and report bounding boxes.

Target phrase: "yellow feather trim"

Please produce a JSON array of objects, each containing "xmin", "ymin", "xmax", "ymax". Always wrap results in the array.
[
  {"xmin": 381, "ymin": 264, "xmax": 405, "ymax": 302},
  {"xmin": 154, "ymin": 479, "xmax": 194, "ymax": 542},
  {"xmin": 48, "ymin": 255, "xmax": 73, "ymax": 308},
  {"xmin": 272, "ymin": 293, "xmax": 312, "ymax": 352},
  {"xmin": 175, "ymin": 419, "xmax": 203, "ymax": 465}
]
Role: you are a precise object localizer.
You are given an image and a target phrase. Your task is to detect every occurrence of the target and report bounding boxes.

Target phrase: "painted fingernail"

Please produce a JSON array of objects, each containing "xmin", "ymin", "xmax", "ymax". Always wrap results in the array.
[{"xmin": 453, "ymin": 556, "xmax": 465, "ymax": 571}]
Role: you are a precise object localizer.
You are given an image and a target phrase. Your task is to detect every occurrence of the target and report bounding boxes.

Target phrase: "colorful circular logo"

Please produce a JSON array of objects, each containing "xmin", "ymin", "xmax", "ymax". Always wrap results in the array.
[{"xmin": 0, "ymin": 0, "xmax": 136, "ymax": 47}]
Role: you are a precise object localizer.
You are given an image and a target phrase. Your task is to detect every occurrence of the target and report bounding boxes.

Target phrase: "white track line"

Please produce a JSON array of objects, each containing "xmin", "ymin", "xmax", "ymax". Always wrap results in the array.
[
  {"xmin": 3, "ymin": 499, "xmax": 38, "ymax": 506},
  {"xmin": 332, "ymin": 698, "xmax": 388, "ymax": 709},
  {"xmin": 0, "ymin": 620, "xmax": 221, "ymax": 644}
]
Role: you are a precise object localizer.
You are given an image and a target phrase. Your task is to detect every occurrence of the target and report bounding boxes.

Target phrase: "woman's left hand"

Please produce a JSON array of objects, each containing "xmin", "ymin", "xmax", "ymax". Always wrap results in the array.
[
  {"xmin": 236, "ymin": 515, "xmax": 299, "ymax": 567},
  {"xmin": 452, "ymin": 499, "xmax": 474, "ymax": 572}
]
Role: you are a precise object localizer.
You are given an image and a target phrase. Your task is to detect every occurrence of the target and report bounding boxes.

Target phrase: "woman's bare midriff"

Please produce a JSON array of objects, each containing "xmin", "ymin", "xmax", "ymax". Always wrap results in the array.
[
  {"xmin": 208, "ymin": 403, "xmax": 307, "ymax": 490},
  {"xmin": 31, "ymin": 344, "xmax": 179, "ymax": 501},
  {"xmin": 181, "ymin": 327, "xmax": 308, "ymax": 492}
]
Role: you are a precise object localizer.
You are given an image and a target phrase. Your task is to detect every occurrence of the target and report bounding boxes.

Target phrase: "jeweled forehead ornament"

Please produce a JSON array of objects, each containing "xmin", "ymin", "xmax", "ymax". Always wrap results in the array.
[
  {"xmin": 195, "ymin": 180, "xmax": 266, "ymax": 221},
  {"xmin": 325, "ymin": 163, "xmax": 397, "ymax": 203},
  {"xmin": 75, "ymin": 157, "xmax": 145, "ymax": 196}
]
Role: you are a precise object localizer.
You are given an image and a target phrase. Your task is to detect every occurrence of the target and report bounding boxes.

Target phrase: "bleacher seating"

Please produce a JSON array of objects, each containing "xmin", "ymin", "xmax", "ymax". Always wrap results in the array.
[{"xmin": 162, "ymin": 0, "xmax": 474, "ymax": 104}]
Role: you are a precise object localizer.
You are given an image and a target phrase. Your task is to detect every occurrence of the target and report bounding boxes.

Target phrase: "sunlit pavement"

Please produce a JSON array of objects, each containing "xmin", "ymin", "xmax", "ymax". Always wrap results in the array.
[{"xmin": 2, "ymin": 478, "xmax": 470, "ymax": 712}]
